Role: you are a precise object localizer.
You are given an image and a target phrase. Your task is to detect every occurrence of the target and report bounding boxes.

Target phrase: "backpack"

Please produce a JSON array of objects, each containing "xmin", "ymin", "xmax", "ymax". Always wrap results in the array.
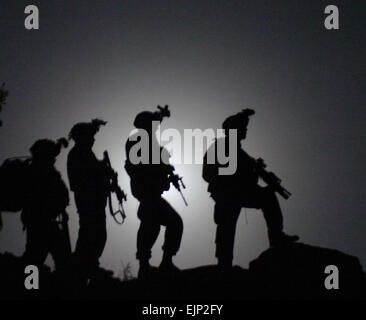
[{"xmin": 0, "ymin": 157, "xmax": 31, "ymax": 212}]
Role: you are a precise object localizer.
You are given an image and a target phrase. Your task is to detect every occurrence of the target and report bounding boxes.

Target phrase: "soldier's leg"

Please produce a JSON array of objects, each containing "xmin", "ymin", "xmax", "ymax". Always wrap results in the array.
[
  {"xmin": 136, "ymin": 202, "xmax": 161, "ymax": 266},
  {"xmin": 73, "ymin": 219, "xmax": 92, "ymax": 276},
  {"xmin": 49, "ymin": 222, "xmax": 72, "ymax": 272},
  {"xmin": 257, "ymin": 186, "xmax": 283, "ymax": 236},
  {"xmin": 95, "ymin": 221, "xmax": 107, "ymax": 260},
  {"xmin": 214, "ymin": 202, "xmax": 241, "ymax": 268},
  {"xmin": 74, "ymin": 215, "xmax": 106, "ymax": 276},
  {"xmin": 23, "ymin": 224, "xmax": 49, "ymax": 268},
  {"xmin": 243, "ymin": 186, "xmax": 297, "ymax": 246},
  {"xmin": 157, "ymin": 198, "xmax": 183, "ymax": 266}
]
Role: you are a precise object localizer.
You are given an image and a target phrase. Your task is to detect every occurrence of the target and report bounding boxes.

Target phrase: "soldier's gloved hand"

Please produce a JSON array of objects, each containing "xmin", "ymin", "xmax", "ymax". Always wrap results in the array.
[{"xmin": 170, "ymin": 174, "xmax": 180, "ymax": 189}]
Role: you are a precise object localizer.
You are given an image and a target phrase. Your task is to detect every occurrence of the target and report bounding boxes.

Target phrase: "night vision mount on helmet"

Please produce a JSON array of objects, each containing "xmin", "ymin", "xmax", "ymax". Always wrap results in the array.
[
  {"xmin": 133, "ymin": 105, "xmax": 171, "ymax": 129},
  {"xmin": 68, "ymin": 118, "xmax": 107, "ymax": 141},
  {"xmin": 222, "ymin": 108, "xmax": 255, "ymax": 130}
]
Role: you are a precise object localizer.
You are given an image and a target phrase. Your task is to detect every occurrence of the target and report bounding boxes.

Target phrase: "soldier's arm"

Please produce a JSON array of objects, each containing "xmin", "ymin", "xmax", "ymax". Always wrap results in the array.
[
  {"xmin": 202, "ymin": 148, "xmax": 219, "ymax": 184},
  {"xmin": 67, "ymin": 152, "xmax": 88, "ymax": 192},
  {"xmin": 57, "ymin": 176, "xmax": 70, "ymax": 210},
  {"xmin": 239, "ymin": 150, "xmax": 260, "ymax": 184}
]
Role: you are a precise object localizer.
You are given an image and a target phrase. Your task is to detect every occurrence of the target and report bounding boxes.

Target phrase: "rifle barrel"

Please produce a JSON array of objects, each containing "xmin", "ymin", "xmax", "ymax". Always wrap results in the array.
[{"xmin": 179, "ymin": 189, "xmax": 188, "ymax": 206}]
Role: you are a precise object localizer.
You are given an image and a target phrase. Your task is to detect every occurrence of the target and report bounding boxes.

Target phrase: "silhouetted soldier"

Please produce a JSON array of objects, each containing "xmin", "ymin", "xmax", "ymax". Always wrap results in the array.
[
  {"xmin": 67, "ymin": 119, "xmax": 111, "ymax": 281},
  {"xmin": 22, "ymin": 138, "xmax": 71, "ymax": 271},
  {"xmin": 203, "ymin": 109, "xmax": 299, "ymax": 269},
  {"xmin": 125, "ymin": 106, "xmax": 183, "ymax": 279}
]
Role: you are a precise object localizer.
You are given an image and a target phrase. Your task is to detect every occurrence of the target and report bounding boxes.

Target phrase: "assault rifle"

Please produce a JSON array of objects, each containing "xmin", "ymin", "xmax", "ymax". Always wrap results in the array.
[
  {"xmin": 168, "ymin": 165, "xmax": 188, "ymax": 206},
  {"xmin": 255, "ymin": 158, "xmax": 291, "ymax": 200},
  {"xmin": 103, "ymin": 151, "xmax": 127, "ymax": 224},
  {"xmin": 154, "ymin": 105, "xmax": 188, "ymax": 206}
]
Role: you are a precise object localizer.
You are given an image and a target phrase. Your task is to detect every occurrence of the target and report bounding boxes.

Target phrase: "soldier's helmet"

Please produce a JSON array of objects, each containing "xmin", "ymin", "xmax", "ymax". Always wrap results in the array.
[
  {"xmin": 134, "ymin": 105, "xmax": 170, "ymax": 130},
  {"xmin": 134, "ymin": 111, "xmax": 161, "ymax": 130},
  {"xmin": 30, "ymin": 138, "xmax": 68, "ymax": 160},
  {"xmin": 222, "ymin": 108, "xmax": 255, "ymax": 131},
  {"xmin": 69, "ymin": 118, "xmax": 107, "ymax": 142}
]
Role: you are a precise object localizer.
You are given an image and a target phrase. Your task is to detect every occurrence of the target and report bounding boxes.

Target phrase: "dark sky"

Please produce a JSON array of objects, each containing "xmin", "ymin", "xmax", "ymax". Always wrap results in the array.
[{"xmin": 0, "ymin": 0, "xmax": 365, "ymax": 276}]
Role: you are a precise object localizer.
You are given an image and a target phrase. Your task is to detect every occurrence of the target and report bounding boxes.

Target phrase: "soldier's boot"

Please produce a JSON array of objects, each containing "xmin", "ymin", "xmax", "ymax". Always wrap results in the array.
[
  {"xmin": 138, "ymin": 260, "xmax": 158, "ymax": 280},
  {"xmin": 159, "ymin": 252, "xmax": 180, "ymax": 273},
  {"xmin": 269, "ymin": 231, "xmax": 299, "ymax": 247},
  {"xmin": 217, "ymin": 256, "xmax": 233, "ymax": 270},
  {"xmin": 215, "ymin": 257, "xmax": 236, "ymax": 283}
]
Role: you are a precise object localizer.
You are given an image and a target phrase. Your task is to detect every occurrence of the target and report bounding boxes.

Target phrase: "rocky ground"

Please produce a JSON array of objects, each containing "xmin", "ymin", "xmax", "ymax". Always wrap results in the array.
[{"xmin": 1, "ymin": 242, "xmax": 365, "ymax": 300}]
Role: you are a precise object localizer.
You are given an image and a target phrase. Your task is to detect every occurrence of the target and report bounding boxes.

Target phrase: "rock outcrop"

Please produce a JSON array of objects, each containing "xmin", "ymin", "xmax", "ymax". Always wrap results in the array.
[{"xmin": 1, "ymin": 243, "xmax": 365, "ymax": 300}]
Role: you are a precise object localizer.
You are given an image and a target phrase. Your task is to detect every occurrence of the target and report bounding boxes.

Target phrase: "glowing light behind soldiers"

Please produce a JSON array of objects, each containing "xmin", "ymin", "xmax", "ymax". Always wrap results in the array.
[{"xmin": 0, "ymin": 1, "xmax": 365, "ymax": 276}]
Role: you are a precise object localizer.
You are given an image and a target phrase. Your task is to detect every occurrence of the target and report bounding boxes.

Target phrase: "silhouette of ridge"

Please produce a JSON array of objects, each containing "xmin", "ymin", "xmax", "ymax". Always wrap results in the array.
[
  {"xmin": 1, "ymin": 242, "xmax": 365, "ymax": 300},
  {"xmin": 249, "ymin": 242, "xmax": 365, "ymax": 299}
]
